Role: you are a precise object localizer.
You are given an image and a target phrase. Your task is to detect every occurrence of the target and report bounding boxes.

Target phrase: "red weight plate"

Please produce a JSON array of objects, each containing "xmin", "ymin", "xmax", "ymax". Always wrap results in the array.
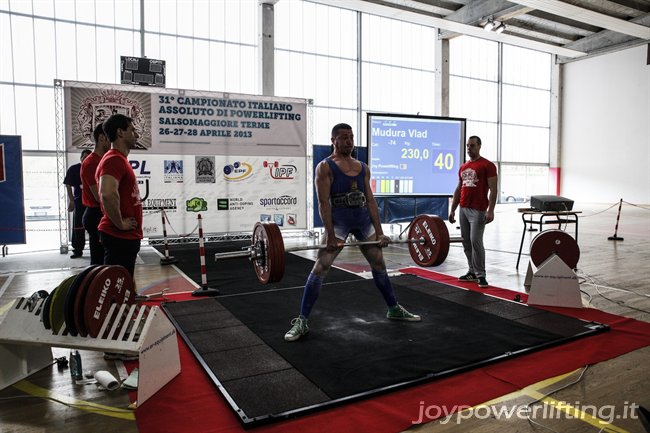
[
  {"xmin": 530, "ymin": 229, "xmax": 580, "ymax": 269},
  {"xmin": 74, "ymin": 265, "xmax": 107, "ymax": 337},
  {"xmin": 49, "ymin": 275, "xmax": 77, "ymax": 334},
  {"xmin": 64, "ymin": 265, "xmax": 101, "ymax": 336},
  {"xmin": 83, "ymin": 265, "xmax": 136, "ymax": 338},
  {"xmin": 252, "ymin": 222, "xmax": 285, "ymax": 284},
  {"xmin": 407, "ymin": 214, "xmax": 450, "ymax": 267}
]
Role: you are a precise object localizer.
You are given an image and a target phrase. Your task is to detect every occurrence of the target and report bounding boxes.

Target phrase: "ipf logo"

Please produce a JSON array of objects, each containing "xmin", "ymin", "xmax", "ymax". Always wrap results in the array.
[
  {"xmin": 264, "ymin": 160, "xmax": 296, "ymax": 180},
  {"xmin": 223, "ymin": 161, "xmax": 253, "ymax": 181}
]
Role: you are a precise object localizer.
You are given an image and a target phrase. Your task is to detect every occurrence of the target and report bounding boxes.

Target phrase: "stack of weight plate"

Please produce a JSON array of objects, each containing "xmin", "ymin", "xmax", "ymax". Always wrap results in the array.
[{"xmin": 40, "ymin": 265, "xmax": 136, "ymax": 338}]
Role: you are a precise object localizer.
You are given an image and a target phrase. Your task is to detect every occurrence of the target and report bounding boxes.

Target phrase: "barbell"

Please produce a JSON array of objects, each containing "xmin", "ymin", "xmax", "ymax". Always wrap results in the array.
[{"xmin": 215, "ymin": 214, "xmax": 463, "ymax": 284}]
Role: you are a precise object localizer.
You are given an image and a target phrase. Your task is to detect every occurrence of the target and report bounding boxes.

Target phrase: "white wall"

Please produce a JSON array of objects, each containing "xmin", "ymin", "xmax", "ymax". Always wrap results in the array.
[{"xmin": 560, "ymin": 45, "xmax": 650, "ymax": 205}]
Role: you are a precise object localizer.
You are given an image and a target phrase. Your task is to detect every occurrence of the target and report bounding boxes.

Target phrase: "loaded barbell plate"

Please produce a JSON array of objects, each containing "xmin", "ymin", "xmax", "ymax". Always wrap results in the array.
[
  {"xmin": 63, "ymin": 265, "xmax": 101, "ymax": 336},
  {"xmin": 74, "ymin": 265, "xmax": 107, "ymax": 337},
  {"xmin": 407, "ymin": 214, "xmax": 450, "ymax": 267},
  {"xmin": 252, "ymin": 222, "xmax": 285, "ymax": 284},
  {"xmin": 49, "ymin": 275, "xmax": 77, "ymax": 334},
  {"xmin": 530, "ymin": 229, "xmax": 580, "ymax": 269},
  {"xmin": 83, "ymin": 265, "xmax": 136, "ymax": 338},
  {"xmin": 41, "ymin": 288, "xmax": 56, "ymax": 330}
]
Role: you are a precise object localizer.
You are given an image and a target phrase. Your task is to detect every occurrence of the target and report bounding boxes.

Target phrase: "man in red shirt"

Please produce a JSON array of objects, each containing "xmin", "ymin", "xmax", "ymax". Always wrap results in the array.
[
  {"xmin": 97, "ymin": 114, "xmax": 142, "ymax": 278},
  {"xmin": 448, "ymin": 136, "xmax": 498, "ymax": 288},
  {"xmin": 81, "ymin": 124, "xmax": 111, "ymax": 265}
]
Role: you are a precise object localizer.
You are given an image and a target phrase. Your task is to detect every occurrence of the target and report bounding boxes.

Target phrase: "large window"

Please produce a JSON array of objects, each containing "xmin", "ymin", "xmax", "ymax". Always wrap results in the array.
[
  {"xmin": 275, "ymin": 1, "xmax": 358, "ymax": 145},
  {"xmin": 360, "ymin": 14, "xmax": 437, "ymax": 147},
  {"xmin": 0, "ymin": 0, "xmax": 141, "ymax": 151},
  {"xmin": 142, "ymin": 0, "xmax": 258, "ymax": 94},
  {"xmin": 450, "ymin": 36, "xmax": 552, "ymax": 202}
]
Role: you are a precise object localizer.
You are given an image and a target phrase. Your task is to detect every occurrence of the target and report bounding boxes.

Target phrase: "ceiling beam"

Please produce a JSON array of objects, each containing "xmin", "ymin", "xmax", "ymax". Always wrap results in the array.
[
  {"xmin": 439, "ymin": 0, "xmax": 532, "ymax": 38},
  {"xmin": 308, "ymin": 0, "xmax": 587, "ymax": 57},
  {"xmin": 563, "ymin": 12, "xmax": 650, "ymax": 51},
  {"xmin": 444, "ymin": 0, "xmax": 526, "ymax": 24},
  {"xmin": 508, "ymin": 0, "xmax": 650, "ymax": 39}
]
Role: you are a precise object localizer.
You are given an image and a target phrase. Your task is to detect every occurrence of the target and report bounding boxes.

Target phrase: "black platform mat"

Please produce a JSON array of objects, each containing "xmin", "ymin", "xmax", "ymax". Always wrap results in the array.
[
  {"xmin": 154, "ymin": 240, "xmax": 362, "ymax": 295},
  {"xmin": 162, "ymin": 274, "xmax": 608, "ymax": 427}
]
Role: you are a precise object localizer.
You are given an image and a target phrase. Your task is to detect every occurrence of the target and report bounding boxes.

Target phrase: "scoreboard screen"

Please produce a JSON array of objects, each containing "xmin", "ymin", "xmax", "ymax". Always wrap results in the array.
[
  {"xmin": 120, "ymin": 56, "xmax": 166, "ymax": 87},
  {"xmin": 368, "ymin": 113, "xmax": 466, "ymax": 197}
]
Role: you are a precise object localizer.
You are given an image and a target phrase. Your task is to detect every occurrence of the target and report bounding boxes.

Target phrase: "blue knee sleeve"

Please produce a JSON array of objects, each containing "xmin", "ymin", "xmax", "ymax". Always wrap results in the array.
[
  {"xmin": 372, "ymin": 270, "xmax": 397, "ymax": 307},
  {"xmin": 299, "ymin": 273, "xmax": 323, "ymax": 318}
]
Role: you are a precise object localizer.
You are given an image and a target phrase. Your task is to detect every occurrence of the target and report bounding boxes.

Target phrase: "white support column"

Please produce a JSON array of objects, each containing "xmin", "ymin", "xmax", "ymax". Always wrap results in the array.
[
  {"xmin": 259, "ymin": 1, "xmax": 278, "ymax": 96},
  {"xmin": 434, "ymin": 35, "xmax": 450, "ymax": 117}
]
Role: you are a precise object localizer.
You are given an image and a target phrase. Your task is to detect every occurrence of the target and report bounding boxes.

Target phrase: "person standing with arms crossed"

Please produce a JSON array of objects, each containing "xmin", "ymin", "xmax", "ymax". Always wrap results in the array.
[
  {"xmin": 448, "ymin": 135, "xmax": 498, "ymax": 288},
  {"xmin": 284, "ymin": 123, "xmax": 420, "ymax": 342},
  {"xmin": 80, "ymin": 124, "xmax": 110, "ymax": 265},
  {"xmin": 64, "ymin": 149, "xmax": 91, "ymax": 258},
  {"xmin": 97, "ymin": 114, "xmax": 142, "ymax": 278}
]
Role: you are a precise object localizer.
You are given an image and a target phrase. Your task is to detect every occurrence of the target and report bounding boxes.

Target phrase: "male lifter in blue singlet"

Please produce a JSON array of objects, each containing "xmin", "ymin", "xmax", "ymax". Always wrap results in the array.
[{"xmin": 284, "ymin": 123, "xmax": 421, "ymax": 342}]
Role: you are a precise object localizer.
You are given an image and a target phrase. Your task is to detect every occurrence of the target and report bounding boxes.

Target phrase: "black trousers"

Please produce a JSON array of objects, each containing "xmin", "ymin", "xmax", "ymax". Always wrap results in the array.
[
  {"xmin": 71, "ymin": 197, "xmax": 86, "ymax": 254},
  {"xmin": 82, "ymin": 206, "xmax": 104, "ymax": 265},
  {"xmin": 99, "ymin": 231, "xmax": 141, "ymax": 278}
]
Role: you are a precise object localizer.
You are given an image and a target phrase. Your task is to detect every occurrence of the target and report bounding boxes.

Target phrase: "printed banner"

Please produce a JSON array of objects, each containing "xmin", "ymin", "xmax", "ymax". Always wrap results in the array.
[
  {"xmin": 63, "ymin": 81, "xmax": 309, "ymax": 234},
  {"xmin": 0, "ymin": 136, "xmax": 26, "ymax": 245}
]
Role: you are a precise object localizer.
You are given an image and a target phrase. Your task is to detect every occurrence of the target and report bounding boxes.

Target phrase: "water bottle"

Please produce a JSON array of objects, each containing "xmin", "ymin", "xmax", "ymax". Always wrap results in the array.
[{"xmin": 69, "ymin": 350, "xmax": 83, "ymax": 380}]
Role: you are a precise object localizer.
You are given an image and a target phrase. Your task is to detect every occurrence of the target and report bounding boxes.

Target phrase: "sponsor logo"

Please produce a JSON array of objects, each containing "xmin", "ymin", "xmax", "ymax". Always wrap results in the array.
[
  {"xmin": 196, "ymin": 156, "xmax": 215, "ymax": 183},
  {"xmin": 260, "ymin": 214, "xmax": 272, "ymax": 222},
  {"xmin": 186, "ymin": 197, "xmax": 207, "ymax": 212},
  {"xmin": 217, "ymin": 197, "xmax": 254, "ymax": 211},
  {"xmin": 217, "ymin": 198, "xmax": 229, "ymax": 210},
  {"xmin": 263, "ymin": 160, "xmax": 296, "ymax": 180},
  {"xmin": 273, "ymin": 214, "xmax": 284, "ymax": 226},
  {"xmin": 259, "ymin": 195, "xmax": 298, "ymax": 208},
  {"xmin": 287, "ymin": 213, "xmax": 296, "ymax": 226},
  {"xmin": 142, "ymin": 198, "xmax": 177, "ymax": 212},
  {"xmin": 143, "ymin": 226, "xmax": 159, "ymax": 236},
  {"xmin": 130, "ymin": 160, "xmax": 151, "ymax": 176},
  {"xmin": 163, "ymin": 160, "xmax": 183, "ymax": 183},
  {"xmin": 223, "ymin": 161, "xmax": 253, "ymax": 181}
]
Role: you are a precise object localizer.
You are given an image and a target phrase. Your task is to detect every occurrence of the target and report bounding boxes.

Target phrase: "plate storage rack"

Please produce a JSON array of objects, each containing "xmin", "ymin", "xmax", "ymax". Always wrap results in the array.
[{"xmin": 0, "ymin": 296, "xmax": 181, "ymax": 406}]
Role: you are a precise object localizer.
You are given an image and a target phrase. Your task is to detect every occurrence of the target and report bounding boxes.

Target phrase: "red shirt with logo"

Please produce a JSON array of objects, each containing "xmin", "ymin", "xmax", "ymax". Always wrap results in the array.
[
  {"xmin": 97, "ymin": 149, "xmax": 142, "ymax": 239},
  {"xmin": 80, "ymin": 152, "xmax": 101, "ymax": 208},
  {"xmin": 458, "ymin": 157, "xmax": 497, "ymax": 211}
]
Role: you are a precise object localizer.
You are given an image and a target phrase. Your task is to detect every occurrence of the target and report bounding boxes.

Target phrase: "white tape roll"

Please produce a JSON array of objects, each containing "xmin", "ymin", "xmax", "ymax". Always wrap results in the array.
[{"xmin": 94, "ymin": 370, "xmax": 120, "ymax": 391}]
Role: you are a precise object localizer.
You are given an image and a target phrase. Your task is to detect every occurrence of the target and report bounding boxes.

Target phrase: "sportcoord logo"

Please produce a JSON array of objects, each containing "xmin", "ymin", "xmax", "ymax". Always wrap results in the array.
[{"xmin": 259, "ymin": 195, "xmax": 297, "ymax": 207}]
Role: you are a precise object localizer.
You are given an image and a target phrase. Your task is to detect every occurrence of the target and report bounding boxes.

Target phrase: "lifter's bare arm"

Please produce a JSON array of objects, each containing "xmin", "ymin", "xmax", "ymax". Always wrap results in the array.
[{"xmin": 314, "ymin": 161, "xmax": 340, "ymax": 252}]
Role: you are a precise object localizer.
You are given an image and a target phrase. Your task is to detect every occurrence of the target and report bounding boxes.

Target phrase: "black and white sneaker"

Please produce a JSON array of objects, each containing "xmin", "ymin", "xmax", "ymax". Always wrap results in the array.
[{"xmin": 458, "ymin": 272, "xmax": 478, "ymax": 282}]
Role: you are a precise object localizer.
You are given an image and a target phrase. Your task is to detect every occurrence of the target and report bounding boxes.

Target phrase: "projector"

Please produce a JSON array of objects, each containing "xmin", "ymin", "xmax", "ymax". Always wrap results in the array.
[{"xmin": 530, "ymin": 195, "xmax": 574, "ymax": 211}]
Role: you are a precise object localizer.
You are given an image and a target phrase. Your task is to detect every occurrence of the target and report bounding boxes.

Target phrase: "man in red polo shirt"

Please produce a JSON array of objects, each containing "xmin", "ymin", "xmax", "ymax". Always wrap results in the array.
[
  {"xmin": 80, "ymin": 124, "xmax": 111, "ymax": 265},
  {"xmin": 97, "ymin": 114, "xmax": 142, "ymax": 278}
]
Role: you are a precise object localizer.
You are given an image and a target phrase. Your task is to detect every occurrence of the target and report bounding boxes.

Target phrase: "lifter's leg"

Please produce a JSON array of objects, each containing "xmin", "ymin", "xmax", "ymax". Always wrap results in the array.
[{"xmin": 360, "ymin": 244, "xmax": 421, "ymax": 322}]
